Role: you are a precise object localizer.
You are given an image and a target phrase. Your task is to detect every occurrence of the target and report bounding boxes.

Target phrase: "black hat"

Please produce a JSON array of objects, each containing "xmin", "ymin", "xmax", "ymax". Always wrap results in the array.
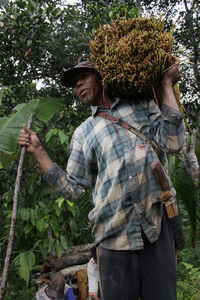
[
  {"xmin": 61, "ymin": 61, "xmax": 101, "ymax": 87},
  {"xmin": 46, "ymin": 272, "xmax": 65, "ymax": 299}
]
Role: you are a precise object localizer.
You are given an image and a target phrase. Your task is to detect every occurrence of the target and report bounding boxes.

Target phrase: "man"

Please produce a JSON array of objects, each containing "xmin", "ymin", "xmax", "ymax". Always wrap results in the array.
[
  {"xmin": 35, "ymin": 272, "xmax": 76, "ymax": 300},
  {"xmin": 19, "ymin": 59, "xmax": 185, "ymax": 300}
]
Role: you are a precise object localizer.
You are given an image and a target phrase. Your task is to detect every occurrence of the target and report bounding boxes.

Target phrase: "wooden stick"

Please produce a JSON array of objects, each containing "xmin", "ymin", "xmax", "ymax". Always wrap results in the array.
[{"xmin": 0, "ymin": 115, "xmax": 33, "ymax": 300}]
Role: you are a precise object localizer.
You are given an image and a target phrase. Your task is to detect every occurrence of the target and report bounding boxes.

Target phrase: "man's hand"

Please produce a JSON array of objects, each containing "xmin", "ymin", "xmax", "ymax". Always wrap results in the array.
[
  {"xmin": 18, "ymin": 126, "xmax": 42, "ymax": 155},
  {"xmin": 162, "ymin": 58, "xmax": 181, "ymax": 87},
  {"xmin": 18, "ymin": 126, "xmax": 53, "ymax": 172},
  {"xmin": 161, "ymin": 58, "xmax": 181, "ymax": 110}
]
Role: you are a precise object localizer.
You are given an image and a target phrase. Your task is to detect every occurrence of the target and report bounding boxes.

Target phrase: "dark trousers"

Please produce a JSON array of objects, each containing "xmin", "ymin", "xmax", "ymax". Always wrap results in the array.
[{"xmin": 98, "ymin": 211, "xmax": 176, "ymax": 300}]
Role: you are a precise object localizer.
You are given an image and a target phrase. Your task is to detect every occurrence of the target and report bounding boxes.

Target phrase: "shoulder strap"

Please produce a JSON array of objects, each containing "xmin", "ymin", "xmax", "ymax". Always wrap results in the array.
[{"xmin": 97, "ymin": 111, "xmax": 161, "ymax": 157}]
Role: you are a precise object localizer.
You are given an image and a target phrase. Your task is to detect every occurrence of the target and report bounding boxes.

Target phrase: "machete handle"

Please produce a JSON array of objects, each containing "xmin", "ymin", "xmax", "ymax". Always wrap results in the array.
[{"xmin": 151, "ymin": 161, "xmax": 169, "ymax": 191}]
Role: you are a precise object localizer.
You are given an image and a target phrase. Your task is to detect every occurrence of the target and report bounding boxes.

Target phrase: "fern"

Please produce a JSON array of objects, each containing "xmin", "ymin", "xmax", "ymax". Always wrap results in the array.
[{"xmin": 168, "ymin": 155, "xmax": 199, "ymax": 246}]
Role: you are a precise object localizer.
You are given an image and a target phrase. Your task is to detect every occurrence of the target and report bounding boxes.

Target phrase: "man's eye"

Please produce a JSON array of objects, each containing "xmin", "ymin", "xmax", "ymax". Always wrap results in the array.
[{"xmin": 72, "ymin": 80, "xmax": 78, "ymax": 88}]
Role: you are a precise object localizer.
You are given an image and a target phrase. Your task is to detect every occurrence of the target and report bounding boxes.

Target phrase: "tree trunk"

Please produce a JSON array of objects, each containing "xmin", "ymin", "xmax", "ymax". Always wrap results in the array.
[{"xmin": 179, "ymin": 129, "xmax": 200, "ymax": 185}]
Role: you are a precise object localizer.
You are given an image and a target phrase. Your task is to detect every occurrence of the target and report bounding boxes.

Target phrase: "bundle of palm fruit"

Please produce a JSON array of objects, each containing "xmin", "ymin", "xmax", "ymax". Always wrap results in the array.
[{"xmin": 89, "ymin": 17, "xmax": 176, "ymax": 105}]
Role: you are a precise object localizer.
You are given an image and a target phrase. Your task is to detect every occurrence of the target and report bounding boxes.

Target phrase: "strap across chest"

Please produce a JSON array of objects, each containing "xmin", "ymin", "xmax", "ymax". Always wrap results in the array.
[{"xmin": 97, "ymin": 111, "xmax": 161, "ymax": 158}]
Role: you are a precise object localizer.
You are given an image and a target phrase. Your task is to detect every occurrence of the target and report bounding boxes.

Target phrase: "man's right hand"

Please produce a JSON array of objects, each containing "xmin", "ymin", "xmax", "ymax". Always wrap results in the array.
[
  {"xmin": 18, "ymin": 126, "xmax": 42, "ymax": 155},
  {"xmin": 19, "ymin": 126, "xmax": 54, "ymax": 173}
]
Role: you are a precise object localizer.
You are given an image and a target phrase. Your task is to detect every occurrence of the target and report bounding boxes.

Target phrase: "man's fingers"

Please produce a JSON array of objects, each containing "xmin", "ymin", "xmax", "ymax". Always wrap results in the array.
[
  {"xmin": 171, "ymin": 56, "xmax": 180, "ymax": 64},
  {"xmin": 19, "ymin": 136, "xmax": 31, "ymax": 143},
  {"xmin": 20, "ymin": 125, "xmax": 35, "ymax": 138},
  {"xmin": 19, "ymin": 126, "xmax": 32, "ymax": 147},
  {"xmin": 22, "ymin": 125, "xmax": 32, "ymax": 134},
  {"xmin": 19, "ymin": 130, "xmax": 30, "ymax": 139},
  {"xmin": 18, "ymin": 137, "xmax": 31, "ymax": 145}
]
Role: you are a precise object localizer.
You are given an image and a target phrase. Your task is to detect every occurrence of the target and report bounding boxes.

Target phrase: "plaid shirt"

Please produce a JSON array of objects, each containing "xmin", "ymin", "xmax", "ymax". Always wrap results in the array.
[{"xmin": 44, "ymin": 98, "xmax": 185, "ymax": 250}]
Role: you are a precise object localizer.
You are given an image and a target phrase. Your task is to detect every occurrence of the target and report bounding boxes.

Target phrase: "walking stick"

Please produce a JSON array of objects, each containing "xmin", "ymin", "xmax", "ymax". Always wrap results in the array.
[{"xmin": 0, "ymin": 115, "xmax": 33, "ymax": 300}]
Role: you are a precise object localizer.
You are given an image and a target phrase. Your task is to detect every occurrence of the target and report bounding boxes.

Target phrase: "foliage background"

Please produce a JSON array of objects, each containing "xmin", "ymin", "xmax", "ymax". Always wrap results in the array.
[{"xmin": 0, "ymin": 0, "xmax": 199, "ymax": 299}]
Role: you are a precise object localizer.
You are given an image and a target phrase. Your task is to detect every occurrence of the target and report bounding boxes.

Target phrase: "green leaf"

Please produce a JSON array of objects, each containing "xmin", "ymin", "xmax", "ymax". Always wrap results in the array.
[
  {"xmin": 50, "ymin": 219, "xmax": 60, "ymax": 237},
  {"xmin": 55, "ymin": 240, "xmax": 63, "ymax": 257},
  {"xmin": 0, "ymin": 152, "xmax": 16, "ymax": 169},
  {"xmin": 19, "ymin": 252, "xmax": 30, "ymax": 287},
  {"xmin": 27, "ymin": 251, "xmax": 35, "ymax": 270},
  {"xmin": 58, "ymin": 130, "xmax": 68, "ymax": 145},
  {"xmin": 169, "ymin": 156, "xmax": 199, "ymax": 245},
  {"xmin": 13, "ymin": 103, "xmax": 26, "ymax": 112},
  {"xmin": 108, "ymin": 11, "xmax": 113, "ymax": 18},
  {"xmin": 66, "ymin": 199, "xmax": 74, "ymax": 208},
  {"xmin": 60, "ymin": 235, "xmax": 68, "ymax": 250},
  {"xmin": 17, "ymin": 0, "xmax": 26, "ymax": 9},
  {"xmin": 0, "ymin": 99, "xmax": 38, "ymax": 154},
  {"xmin": 29, "ymin": 208, "xmax": 37, "ymax": 226},
  {"xmin": 56, "ymin": 196, "xmax": 65, "ymax": 208},
  {"xmin": 35, "ymin": 97, "xmax": 63, "ymax": 122},
  {"xmin": 47, "ymin": 238, "xmax": 55, "ymax": 254},
  {"xmin": 19, "ymin": 208, "xmax": 29, "ymax": 221},
  {"xmin": 0, "ymin": 98, "xmax": 63, "ymax": 154},
  {"xmin": 24, "ymin": 224, "xmax": 32, "ymax": 234},
  {"xmin": 45, "ymin": 128, "xmax": 58, "ymax": 143},
  {"xmin": 18, "ymin": 251, "xmax": 35, "ymax": 287},
  {"xmin": 35, "ymin": 218, "xmax": 46, "ymax": 232}
]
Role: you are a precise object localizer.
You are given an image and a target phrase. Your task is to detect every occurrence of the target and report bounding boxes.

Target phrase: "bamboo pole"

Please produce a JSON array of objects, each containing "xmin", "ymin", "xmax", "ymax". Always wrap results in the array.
[{"xmin": 0, "ymin": 115, "xmax": 33, "ymax": 300}]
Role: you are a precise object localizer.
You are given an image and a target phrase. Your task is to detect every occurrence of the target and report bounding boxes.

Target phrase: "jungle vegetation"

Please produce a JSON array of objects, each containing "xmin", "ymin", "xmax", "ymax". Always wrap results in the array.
[{"xmin": 0, "ymin": 0, "xmax": 199, "ymax": 299}]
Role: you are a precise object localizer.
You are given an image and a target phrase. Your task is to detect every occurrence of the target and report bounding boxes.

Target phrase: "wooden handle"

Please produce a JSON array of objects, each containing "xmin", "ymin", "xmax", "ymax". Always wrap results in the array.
[{"xmin": 151, "ymin": 161, "xmax": 169, "ymax": 191}]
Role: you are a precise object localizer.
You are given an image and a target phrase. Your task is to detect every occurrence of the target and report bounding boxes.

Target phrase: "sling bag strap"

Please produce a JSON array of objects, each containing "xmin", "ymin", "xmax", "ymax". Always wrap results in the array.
[{"xmin": 97, "ymin": 111, "xmax": 161, "ymax": 158}]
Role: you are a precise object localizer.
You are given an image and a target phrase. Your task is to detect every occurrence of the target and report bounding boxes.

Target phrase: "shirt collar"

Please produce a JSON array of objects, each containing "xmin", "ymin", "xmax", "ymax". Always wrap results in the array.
[{"xmin": 91, "ymin": 98, "xmax": 120, "ymax": 116}]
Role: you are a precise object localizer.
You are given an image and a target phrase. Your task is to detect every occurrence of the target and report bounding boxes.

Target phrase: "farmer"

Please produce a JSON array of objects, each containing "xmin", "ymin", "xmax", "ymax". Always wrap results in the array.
[
  {"xmin": 35, "ymin": 272, "xmax": 76, "ymax": 300},
  {"xmin": 19, "ymin": 59, "xmax": 185, "ymax": 300}
]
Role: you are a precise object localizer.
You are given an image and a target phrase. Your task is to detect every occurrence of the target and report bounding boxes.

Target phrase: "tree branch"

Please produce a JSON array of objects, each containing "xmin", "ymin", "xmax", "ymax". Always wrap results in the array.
[
  {"xmin": 179, "ymin": 129, "xmax": 200, "ymax": 186},
  {"xmin": 0, "ymin": 115, "xmax": 33, "ymax": 300}
]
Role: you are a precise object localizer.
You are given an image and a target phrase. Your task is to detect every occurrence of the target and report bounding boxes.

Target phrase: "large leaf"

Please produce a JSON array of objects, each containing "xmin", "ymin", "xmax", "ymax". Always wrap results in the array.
[
  {"xmin": 0, "ymin": 98, "xmax": 63, "ymax": 155},
  {"xmin": 18, "ymin": 251, "xmax": 35, "ymax": 287},
  {"xmin": 169, "ymin": 155, "xmax": 199, "ymax": 246},
  {"xmin": 0, "ymin": 99, "xmax": 38, "ymax": 154},
  {"xmin": 35, "ymin": 97, "xmax": 63, "ymax": 122},
  {"xmin": 0, "ymin": 152, "xmax": 16, "ymax": 169}
]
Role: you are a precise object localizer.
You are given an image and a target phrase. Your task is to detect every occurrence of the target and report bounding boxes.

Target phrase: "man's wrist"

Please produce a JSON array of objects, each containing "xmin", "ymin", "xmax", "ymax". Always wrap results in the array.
[
  {"xmin": 32, "ymin": 145, "xmax": 45, "ymax": 158},
  {"xmin": 162, "ymin": 78, "xmax": 173, "ymax": 89},
  {"xmin": 32, "ymin": 146, "xmax": 54, "ymax": 173}
]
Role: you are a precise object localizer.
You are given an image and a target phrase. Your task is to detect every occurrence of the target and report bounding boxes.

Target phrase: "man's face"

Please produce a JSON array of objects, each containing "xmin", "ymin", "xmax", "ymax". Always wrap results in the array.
[{"xmin": 72, "ymin": 72, "xmax": 103, "ymax": 106}]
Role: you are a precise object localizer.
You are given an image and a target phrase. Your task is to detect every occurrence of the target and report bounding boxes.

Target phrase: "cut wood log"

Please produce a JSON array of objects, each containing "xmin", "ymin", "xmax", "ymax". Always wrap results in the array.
[
  {"xmin": 40, "ymin": 244, "xmax": 94, "ymax": 273},
  {"xmin": 62, "ymin": 264, "xmax": 88, "ymax": 279},
  {"xmin": 77, "ymin": 269, "xmax": 88, "ymax": 300}
]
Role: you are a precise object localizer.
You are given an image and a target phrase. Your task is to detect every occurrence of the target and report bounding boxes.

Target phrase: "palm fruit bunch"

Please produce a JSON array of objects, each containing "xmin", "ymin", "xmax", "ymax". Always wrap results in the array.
[{"xmin": 89, "ymin": 17, "xmax": 174, "ymax": 101}]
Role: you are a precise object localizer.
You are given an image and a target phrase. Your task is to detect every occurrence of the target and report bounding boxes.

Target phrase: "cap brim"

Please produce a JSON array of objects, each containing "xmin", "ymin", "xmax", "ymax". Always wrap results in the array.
[
  {"xmin": 46, "ymin": 286, "xmax": 64, "ymax": 299},
  {"xmin": 61, "ymin": 67, "xmax": 100, "ymax": 87}
]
